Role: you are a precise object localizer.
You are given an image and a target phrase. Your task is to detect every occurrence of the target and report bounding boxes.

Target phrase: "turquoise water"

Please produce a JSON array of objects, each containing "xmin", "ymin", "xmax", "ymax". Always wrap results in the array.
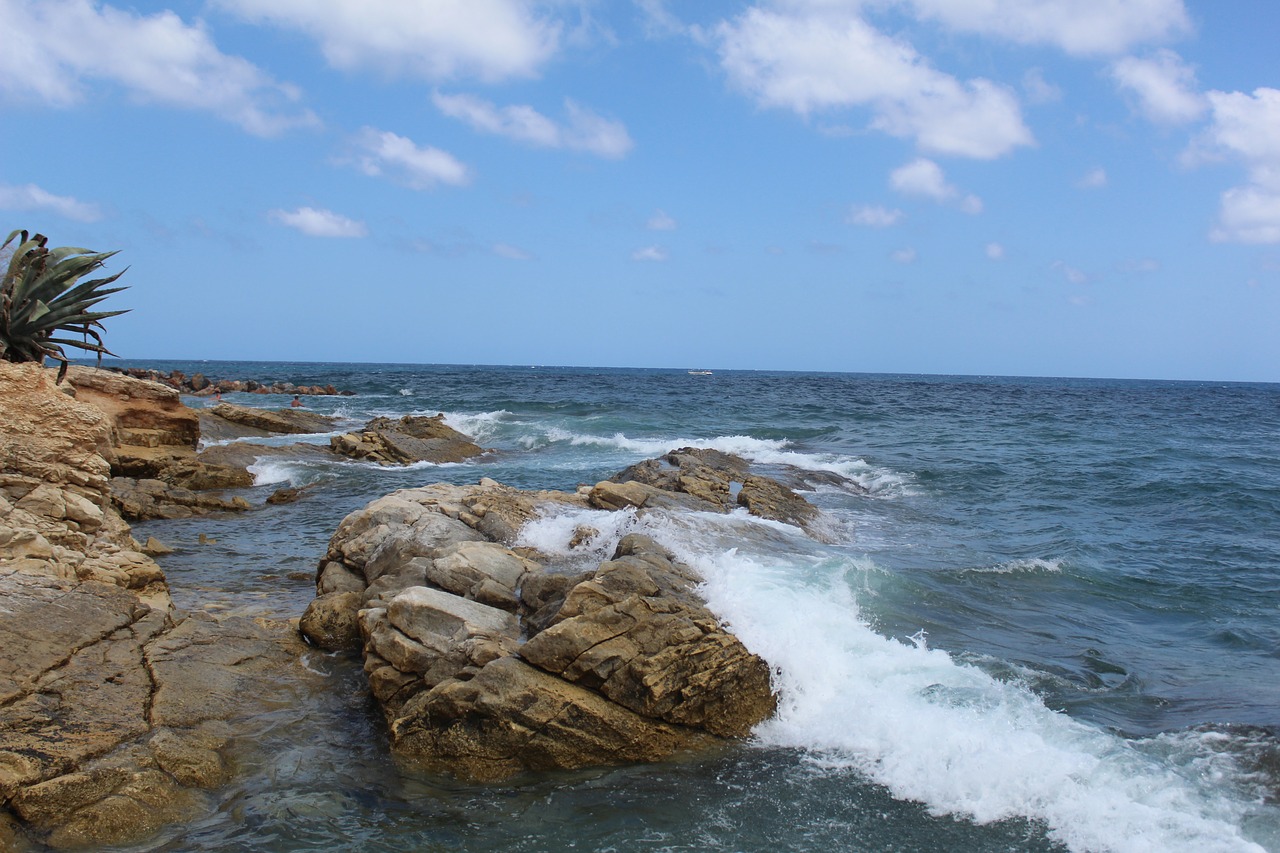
[{"xmin": 111, "ymin": 360, "xmax": 1280, "ymax": 852}]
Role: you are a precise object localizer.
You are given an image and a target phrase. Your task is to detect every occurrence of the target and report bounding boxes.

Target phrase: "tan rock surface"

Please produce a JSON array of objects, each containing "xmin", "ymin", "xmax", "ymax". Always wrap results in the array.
[{"xmin": 0, "ymin": 361, "xmax": 304, "ymax": 849}]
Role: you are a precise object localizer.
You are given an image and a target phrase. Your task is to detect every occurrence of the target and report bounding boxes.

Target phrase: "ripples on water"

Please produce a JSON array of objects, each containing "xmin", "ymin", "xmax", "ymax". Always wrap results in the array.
[{"xmin": 109, "ymin": 360, "xmax": 1280, "ymax": 852}]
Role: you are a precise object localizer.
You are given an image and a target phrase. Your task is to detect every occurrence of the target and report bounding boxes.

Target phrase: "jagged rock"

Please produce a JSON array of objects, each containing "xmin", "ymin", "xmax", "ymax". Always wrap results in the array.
[
  {"xmin": 330, "ymin": 414, "xmax": 485, "ymax": 465},
  {"xmin": 307, "ymin": 477, "xmax": 776, "ymax": 781},
  {"xmin": 602, "ymin": 446, "xmax": 830, "ymax": 536},
  {"xmin": 109, "ymin": 477, "xmax": 251, "ymax": 520},
  {"xmin": 0, "ymin": 361, "xmax": 305, "ymax": 849},
  {"xmin": 206, "ymin": 403, "xmax": 338, "ymax": 436}
]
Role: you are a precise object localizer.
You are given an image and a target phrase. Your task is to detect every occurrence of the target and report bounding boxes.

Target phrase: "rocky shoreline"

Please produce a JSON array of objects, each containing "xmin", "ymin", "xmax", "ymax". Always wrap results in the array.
[{"xmin": 1, "ymin": 363, "xmax": 847, "ymax": 847}]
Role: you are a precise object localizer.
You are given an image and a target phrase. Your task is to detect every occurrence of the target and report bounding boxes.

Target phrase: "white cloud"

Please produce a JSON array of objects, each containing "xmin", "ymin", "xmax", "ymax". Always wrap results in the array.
[
  {"xmin": 351, "ymin": 127, "xmax": 470, "ymax": 189},
  {"xmin": 985, "ymin": 241, "xmax": 1005, "ymax": 260},
  {"xmin": 716, "ymin": 6, "xmax": 1031, "ymax": 159},
  {"xmin": 493, "ymin": 243, "xmax": 533, "ymax": 260},
  {"xmin": 214, "ymin": 0, "xmax": 560, "ymax": 83},
  {"xmin": 890, "ymin": 158, "xmax": 952, "ymax": 199},
  {"xmin": 0, "ymin": 183, "xmax": 102, "ymax": 222},
  {"xmin": 632, "ymin": 245, "xmax": 668, "ymax": 261},
  {"xmin": 1022, "ymin": 68, "xmax": 1062, "ymax": 104},
  {"xmin": 270, "ymin": 206, "xmax": 367, "ymax": 238},
  {"xmin": 1119, "ymin": 257, "xmax": 1161, "ymax": 272},
  {"xmin": 847, "ymin": 204, "xmax": 904, "ymax": 227},
  {"xmin": 901, "ymin": 0, "xmax": 1191, "ymax": 56},
  {"xmin": 432, "ymin": 92, "xmax": 633, "ymax": 159},
  {"xmin": 891, "ymin": 247, "xmax": 917, "ymax": 264},
  {"xmin": 1053, "ymin": 260, "xmax": 1089, "ymax": 284},
  {"xmin": 0, "ymin": 0, "xmax": 317, "ymax": 136},
  {"xmin": 890, "ymin": 158, "xmax": 984, "ymax": 213},
  {"xmin": 647, "ymin": 210, "xmax": 677, "ymax": 230},
  {"xmin": 1078, "ymin": 167, "xmax": 1108, "ymax": 189},
  {"xmin": 1111, "ymin": 50, "xmax": 1206, "ymax": 125},
  {"xmin": 1191, "ymin": 88, "xmax": 1280, "ymax": 244}
]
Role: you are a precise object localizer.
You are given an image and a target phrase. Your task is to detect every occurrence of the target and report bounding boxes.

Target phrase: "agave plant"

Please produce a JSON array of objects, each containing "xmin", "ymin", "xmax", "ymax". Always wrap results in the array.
[{"xmin": 1, "ymin": 229, "xmax": 129, "ymax": 382}]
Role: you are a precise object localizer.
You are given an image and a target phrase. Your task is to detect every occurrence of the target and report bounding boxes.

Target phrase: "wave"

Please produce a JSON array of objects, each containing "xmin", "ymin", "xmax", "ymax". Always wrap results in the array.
[
  {"xmin": 439, "ymin": 409, "xmax": 513, "ymax": 443},
  {"xmin": 530, "ymin": 429, "xmax": 910, "ymax": 496},
  {"xmin": 517, "ymin": 506, "xmax": 1271, "ymax": 853}
]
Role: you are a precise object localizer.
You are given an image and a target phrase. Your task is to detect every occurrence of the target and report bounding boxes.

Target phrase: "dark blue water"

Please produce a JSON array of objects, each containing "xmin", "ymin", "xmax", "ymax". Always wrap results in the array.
[{"xmin": 108, "ymin": 360, "xmax": 1280, "ymax": 852}]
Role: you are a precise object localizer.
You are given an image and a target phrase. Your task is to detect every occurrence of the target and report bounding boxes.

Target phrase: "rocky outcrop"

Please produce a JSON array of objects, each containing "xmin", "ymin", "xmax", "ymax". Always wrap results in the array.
[
  {"xmin": 0, "ymin": 362, "xmax": 305, "ymax": 849},
  {"xmin": 205, "ymin": 403, "xmax": 338, "ymax": 436},
  {"xmin": 597, "ymin": 446, "xmax": 848, "ymax": 539},
  {"xmin": 302, "ymin": 473, "xmax": 778, "ymax": 782},
  {"xmin": 330, "ymin": 414, "xmax": 486, "ymax": 465},
  {"xmin": 62, "ymin": 367, "xmax": 254, "ymax": 519},
  {"xmin": 106, "ymin": 367, "xmax": 352, "ymax": 397}
]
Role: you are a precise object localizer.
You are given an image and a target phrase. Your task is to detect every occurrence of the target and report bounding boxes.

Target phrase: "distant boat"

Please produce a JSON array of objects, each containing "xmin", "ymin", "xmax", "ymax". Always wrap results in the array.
[{"xmin": 687, "ymin": 369, "xmax": 713, "ymax": 375}]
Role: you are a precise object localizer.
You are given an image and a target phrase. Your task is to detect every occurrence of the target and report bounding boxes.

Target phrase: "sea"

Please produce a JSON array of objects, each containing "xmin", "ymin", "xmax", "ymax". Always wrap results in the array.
[{"xmin": 97, "ymin": 359, "xmax": 1280, "ymax": 853}]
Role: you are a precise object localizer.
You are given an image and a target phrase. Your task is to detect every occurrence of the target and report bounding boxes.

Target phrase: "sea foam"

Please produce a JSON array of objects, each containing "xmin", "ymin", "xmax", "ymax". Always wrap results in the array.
[{"xmin": 519, "ymin": 505, "xmax": 1268, "ymax": 853}]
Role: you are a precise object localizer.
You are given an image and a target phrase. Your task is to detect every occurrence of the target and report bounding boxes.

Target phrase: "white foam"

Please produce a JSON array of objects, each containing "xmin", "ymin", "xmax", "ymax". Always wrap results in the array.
[
  {"xmin": 247, "ymin": 459, "xmax": 295, "ymax": 486},
  {"xmin": 964, "ymin": 557, "xmax": 1066, "ymax": 575},
  {"xmin": 439, "ymin": 409, "xmax": 512, "ymax": 442},
  {"xmin": 517, "ymin": 505, "xmax": 1267, "ymax": 853},
  {"xmin": 534, "ymin": 429, "xmax": 909, "ymax": 496}
]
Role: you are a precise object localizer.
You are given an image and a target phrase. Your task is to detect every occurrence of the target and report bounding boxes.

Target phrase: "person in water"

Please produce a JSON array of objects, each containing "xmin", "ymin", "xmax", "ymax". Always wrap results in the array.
[{"xmin": 291, "ymin": 395, "xmax": 303, "ymax": 407}]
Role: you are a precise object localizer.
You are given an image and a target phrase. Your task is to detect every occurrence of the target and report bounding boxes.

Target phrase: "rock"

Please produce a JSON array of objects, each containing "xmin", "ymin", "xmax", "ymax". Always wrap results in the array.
[
  {"xmin": 207, "ymin": 403, "xmax": 337, "ymax": 436},
  {"xmin": 603, "ymin": 446, "xmax": 831, "ymax": 537},
  {"xmin": 109, "ymin": 477, "xmax": 251, "ymax": 520},
  {"xmin": 392, "ymin": 657, "xmax": 711, "ymax": 782},
  {"xmin": 299, "ymin": 591, "xmax": 363, "ymax": 650},
  {"xmin": 309, "ymin": 477, "xmax": 775, "ymax": 781},
  {"xmin": 329, "ymin": 415, "xmax": 486, "ymax": 466},
  {"xmin": 0, "ymin": 362, "xmax": 305, "ymax": 848}
]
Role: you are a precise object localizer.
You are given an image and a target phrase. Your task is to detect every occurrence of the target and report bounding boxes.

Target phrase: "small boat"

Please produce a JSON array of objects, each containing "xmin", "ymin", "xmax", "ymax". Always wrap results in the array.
[{"xmin": 687, "ymin": 369, "xmax": 713, "ymax": 375}]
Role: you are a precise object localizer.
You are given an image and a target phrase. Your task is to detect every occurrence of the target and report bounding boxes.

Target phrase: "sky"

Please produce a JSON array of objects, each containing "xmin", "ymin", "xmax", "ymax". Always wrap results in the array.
[{"xmin": 2, "ymin": 0, "xmax": 1279, "ymax": 381}]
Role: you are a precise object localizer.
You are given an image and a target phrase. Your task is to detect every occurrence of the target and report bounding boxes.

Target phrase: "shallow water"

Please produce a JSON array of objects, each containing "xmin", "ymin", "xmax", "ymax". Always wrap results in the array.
[{"xmin": 106, "ymin": 360, "xmax": 1280, "ymax": 852}]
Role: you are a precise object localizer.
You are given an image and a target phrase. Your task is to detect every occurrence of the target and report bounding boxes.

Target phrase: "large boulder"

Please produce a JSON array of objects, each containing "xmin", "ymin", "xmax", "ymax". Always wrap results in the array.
[
  {"xmin": 330, "ymin": 415, "xmax": 486, "ymax": 465},
  {"xmin": 304, "ymin": 478, "xmax": 777, "ymax": 782}
]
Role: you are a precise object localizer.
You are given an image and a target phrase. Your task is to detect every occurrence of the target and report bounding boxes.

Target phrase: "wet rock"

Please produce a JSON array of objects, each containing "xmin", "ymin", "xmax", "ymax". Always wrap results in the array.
[
  {"xmin": 206, "ymin": 403, "xmax": 338, "ymax": 436},
  {"xmin": 330, "ymin": 414, "xmax": 485, "ymax": 466},
  {"xmin": 0, "ymin": 362, "xmax": 305, "ymax": 849}
]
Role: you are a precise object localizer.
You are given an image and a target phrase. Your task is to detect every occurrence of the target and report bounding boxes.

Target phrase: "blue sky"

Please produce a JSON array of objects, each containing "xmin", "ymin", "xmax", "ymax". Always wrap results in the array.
[{"xmin": 2, "ymin": 0, "xmax": 1279, "ymax": 381}]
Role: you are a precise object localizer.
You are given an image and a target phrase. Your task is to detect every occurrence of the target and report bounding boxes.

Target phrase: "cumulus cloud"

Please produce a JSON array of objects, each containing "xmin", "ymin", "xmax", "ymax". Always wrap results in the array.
[
  {"xmin": 891, "ymin": 247, "xmax": 917, "ymax": 264},
  {"xmin": 716, "ymin": 6, "xmax": 1032, "ymax": 159},
  {"xmin": 1078, "ymin": 167, "xmax": 1108, "ymax": 189},
  {"xmin": 0, "ymin": 183, "xmax": 102, "ymax": 222},
  {"xmin": 890, "ymin": 158, "xmax": 983, "ymax": 213},
  {"xmin": 1189, "ymin": 88, "xmax": 1280, "ymax": 244},
  {"xmin": 632, "ymin": 245, "xmax": 668, "ymax": 261},
  {"xmin": 985, "ymin": 242, "xmax": 1005, "ymax": 260},
  {"xmin": 647, "ymin": 210, "xmax": 677, "ymax": 230},
  {"xmin": 847, "ymin": 204, "xmax": 904, "ymax": 227},
  {"xmin": 901, "ymin": 0, "xmax": 1192, "ymax": 56},
  {"xmin": 350, "ymin": 127, "xmax": 470, "ymax": 189},
  {"xmin": 270, "ymin": 206, "xmax": 367, "ymax": 238},
  {"xmin": 214, "ymin": 0, "xmax": 560, "ymax": 83},
  {"xmin": 0, "ymin": 0, "xmax": 317, "ymax": 136},
  {"xmin": 1111, "ymin": 50, "xmax": 1206, "ymax": 125},
  {"xmin": 433, "ymin": 92, "xmax": 633, "ymax": 159}
]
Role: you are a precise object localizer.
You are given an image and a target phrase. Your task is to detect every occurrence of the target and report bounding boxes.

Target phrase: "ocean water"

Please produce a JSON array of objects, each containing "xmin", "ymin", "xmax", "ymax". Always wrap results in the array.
[{"xmin": 103, "ymin": 360, "xmax": 1280, "ymax": 853}]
